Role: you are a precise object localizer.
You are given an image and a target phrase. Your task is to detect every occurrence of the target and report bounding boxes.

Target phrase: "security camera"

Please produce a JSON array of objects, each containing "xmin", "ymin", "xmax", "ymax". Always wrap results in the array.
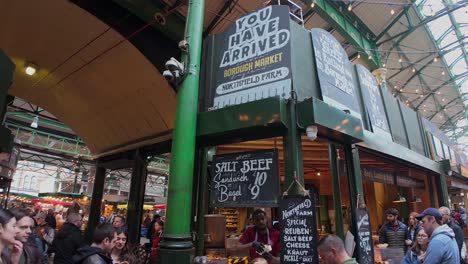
[
  {"xmin": 306, "ymin": 125, "xmax": 318, "ymax": 141},
  {"xmin": 163, "ymin": 70, "xmax": 174, "ymax": 81},
  {"xmin": 165, "ymin": 57, "xmax": 185, "ymax": 74}
]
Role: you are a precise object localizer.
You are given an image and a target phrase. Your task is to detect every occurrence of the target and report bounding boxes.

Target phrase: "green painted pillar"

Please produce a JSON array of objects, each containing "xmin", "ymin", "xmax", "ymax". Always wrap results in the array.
[
  {"xmin": 282, "ymin": 99, "xmax": 305, "ymax": 195},
  {"xmin": 329, "ymin": 144, "xmax": 344, "ymax": 239},
  {"xmin": 344, "ymin": 144, "xmax": 368, "ymax": 260},
  {"xmin": 127, "ymin": 150, "xmax": 148, "ymax": 245},
  {"xmin": 157, "ymin": 0, "xmax": 205, "ymax": 262},
  {"xmin": 86, "ymin": 165, "xmax": 106, "ymax": 242},
  {"xmin": 436, "ymin": 173, "xmax": 450, "ymax": 207},
  {"xmin": 195, "ymin": 148, "xmax": 212, "ymax": 256}
]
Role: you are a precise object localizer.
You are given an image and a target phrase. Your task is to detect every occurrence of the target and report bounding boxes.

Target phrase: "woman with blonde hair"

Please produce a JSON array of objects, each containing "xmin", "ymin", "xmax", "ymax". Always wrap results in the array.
[{"xmin": 402, "ymin": 228, "xmax": 429, "ymax": 264}]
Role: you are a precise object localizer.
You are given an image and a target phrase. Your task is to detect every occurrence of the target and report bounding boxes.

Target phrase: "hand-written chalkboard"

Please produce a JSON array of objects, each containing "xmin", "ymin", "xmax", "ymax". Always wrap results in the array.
[
  {"xmin": 311, "ymin": 28, "xmax": 361, "ymax": 119},
  {"xmin": 355, "ymin": 64, "xmax": 391, "ymax": 138},
  {"xmin": 210, "ymin": 149, "xmax": 279, "ymax": 207},
  {"xmin": 280, "ymin": 195, "xmax": 318, "ymax": 264},
  {"xmin": 356, "ymin": 207, "xmax": 374, "ymax": 264}
]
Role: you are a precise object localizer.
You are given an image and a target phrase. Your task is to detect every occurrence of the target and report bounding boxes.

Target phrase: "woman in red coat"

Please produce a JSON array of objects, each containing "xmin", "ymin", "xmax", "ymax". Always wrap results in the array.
[{"xmin": 149, "ymin": 220, "xmax": 164, "ymax": 262}]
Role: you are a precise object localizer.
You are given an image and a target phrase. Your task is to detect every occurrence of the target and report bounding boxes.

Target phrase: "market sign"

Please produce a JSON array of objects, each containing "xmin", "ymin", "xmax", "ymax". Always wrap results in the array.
[
  {"xmin": 311, "ymin": 28, "xmax": 361, "ymax": 119},
  {"xmin": 210, "ymin": 149, "xmax": 279, "ymax": 207},
  {"xmin": 356, "ymin": 206, "xmax": 374, "ymax": 264},
  {"xmin": 361, "ymin": 167, "xmax": 394, "ymax": 185},
  {"xmin": 396, "ymin": 175, "xmax": 425, "ymax": 189},
  {"xmin": 280, "ymin": 195, "xmax": 318, "ymax": 263},
  {"xmin": 355, "ymin": 64, "xmax": 391, "ymax": 139},
  {"xmin": 204, "ymin": 5, "xmax": 292, "ymax": 111}
]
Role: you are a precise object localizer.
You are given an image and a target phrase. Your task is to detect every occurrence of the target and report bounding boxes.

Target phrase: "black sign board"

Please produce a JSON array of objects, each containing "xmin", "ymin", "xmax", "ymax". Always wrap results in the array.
[
  {"xmin": 310, "ymin": 28, "xmax": 361, "ymax": 119},
  {"xmin": 355, "ymin": 64, "xmax": 391, "ymax": 139},
  {"xmin": 361, "ymin": 167, "xmax": 394, "ymax": 185},
  {"xmin": 210, "ymin": 149, "xmax": 279, "ymax": 207},
  {"xmin": 356, "ymin": 207, "xmax": 374, "ymax": 264},
  {"xmin": 396, "ymin": 175, "xmax": 425, "ymax": 189},
  {"xmin": 280, "ymin": 195, "xmax": 318, "ymax": 264},
  {"xmin": 204, "ymin": 6, "xmax": 292, "ymax": 111}
]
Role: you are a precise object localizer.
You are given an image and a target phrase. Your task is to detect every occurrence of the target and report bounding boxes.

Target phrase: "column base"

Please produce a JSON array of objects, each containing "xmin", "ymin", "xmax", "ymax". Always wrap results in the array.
[{"xmin": 156, "ymin": 234, "xmax": 194, "ymax": 264}]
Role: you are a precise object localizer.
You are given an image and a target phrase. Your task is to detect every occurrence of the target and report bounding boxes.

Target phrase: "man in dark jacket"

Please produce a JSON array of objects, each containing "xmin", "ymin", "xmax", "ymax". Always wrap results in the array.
[
  {"xmin": 73, "ymin": 223, "xmax": 117, "ymax": 264},
  {"xmin": 439, "ymin": 206, "xmax": 464, "ymax": 263},
  {"xmin": 10, "ymin": 208, "xmax": 41, "ymax": 264},
  {"xmin": 379, "ymin": 208, "xmax": 409, "ymax": 255},
  {"xmin": 52, "ymin": 212, "xmax": 86, "ymax": 264}
]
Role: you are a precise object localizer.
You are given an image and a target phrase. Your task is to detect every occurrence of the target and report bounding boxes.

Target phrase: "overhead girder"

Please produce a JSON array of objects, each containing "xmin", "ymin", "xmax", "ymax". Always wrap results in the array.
[
  {"xmin": 375, "ymin": 3, "xmax": 414, "ymax": 42},
  {"xmin": 442, "ymin": 0, "xmax": 468, "ymax": 74},
  {"xmin": 301, "ymin": 0, "xmax": 381, "ymax": 69},
  {"xmin": 203, "ymin": 0, "xmax": 237, "ymax": 37},
  {"xmin": 378, "ymin": 2, "xmax": 466, "ymax": 48},
  {"xmin": 415, "ymin": 72, "xmax": 467, "ymax": 109}
]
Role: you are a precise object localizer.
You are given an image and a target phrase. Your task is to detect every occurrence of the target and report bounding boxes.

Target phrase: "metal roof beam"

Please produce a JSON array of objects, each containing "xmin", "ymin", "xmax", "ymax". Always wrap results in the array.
[
  {"xmin": 415, "ymin": 72, "xmax": 467, "ymax": 109},
  {"xmin": 375, "ymin": 4, "xmax": 413, "ymax": 42},
  {"xmin": 377, "ymin": 2, "xmax": 466, "ymax": 46},
  {"xmin": 203, "ymin": 0, "xmax": 237, "ymax": 37},
  {"xmin": 304, "ymin": 0, "xmax": 381, "ymax": 69}
]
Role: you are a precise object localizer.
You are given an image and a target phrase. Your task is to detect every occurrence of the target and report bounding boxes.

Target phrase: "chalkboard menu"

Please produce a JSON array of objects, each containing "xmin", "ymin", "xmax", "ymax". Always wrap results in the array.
[
  {"xmin": 355, "ymin": 64, "xmax": 391, "ymax": 139},
  {"xmin": 310, "ymin": 28, "xmax": 361, "ymax": 119},
  {"xmin": 210, "ymin": 149, "xmax": 279, "ymax": 207},
  {"xmin": 356, "ymin": 207, "xmax": 374, "ymax": 264},
  {"xmin": 203, "ymin": 6, "xmax": 292, "ymax": 111},
  {"xmin": 280, "ymin": 195, "xmax": 318, "ymax": 264}
]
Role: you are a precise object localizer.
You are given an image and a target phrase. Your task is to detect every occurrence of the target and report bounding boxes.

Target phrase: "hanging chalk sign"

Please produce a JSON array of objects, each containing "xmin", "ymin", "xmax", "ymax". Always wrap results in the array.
[
  {"xmin": 204, "ymin": 5, "xmax": 292, "ymax": 111},
  {"xmin": 280, "ymin": 195, "xmax": 319, "ymax": 264},
  {"xmin": 356, "ymin": 206, "xmax": 374, "ymax": 264},
  {"xmin": 311, "ymin": 28, "xmax": 361, "ymax": 119},
  {"xmin": 355, "ymin": 64, "xmax": 391, "ymax": 140},
  {"xmin": 210, "ymin": 149, "xmax": 279, "ymax": 207}
]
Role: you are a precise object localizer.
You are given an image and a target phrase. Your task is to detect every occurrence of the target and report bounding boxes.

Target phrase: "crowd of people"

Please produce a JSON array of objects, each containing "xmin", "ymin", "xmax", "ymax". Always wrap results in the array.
[
  {"xmin": 0, "ymin": 207, "xmax": 165, "ymax": 264},
  {"xmin": 377, "ymin": 206, "xmax": 467, "ymax": 264}
]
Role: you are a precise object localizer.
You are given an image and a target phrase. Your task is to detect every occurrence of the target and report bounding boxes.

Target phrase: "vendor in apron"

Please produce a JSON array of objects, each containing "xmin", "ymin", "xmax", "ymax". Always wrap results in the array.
[{"xmin": 238, "ymin": 209, "xmax": 280, "ymax": 264}]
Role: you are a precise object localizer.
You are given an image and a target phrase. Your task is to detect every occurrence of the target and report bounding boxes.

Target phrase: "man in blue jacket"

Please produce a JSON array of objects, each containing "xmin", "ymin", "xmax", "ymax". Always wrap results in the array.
[{"xmin": 416, "ymin": 207, "xmax": 460, "ymax": 264}]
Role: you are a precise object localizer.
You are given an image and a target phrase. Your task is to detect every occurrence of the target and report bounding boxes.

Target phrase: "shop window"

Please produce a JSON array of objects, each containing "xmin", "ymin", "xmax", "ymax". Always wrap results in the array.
[
  {"xmin": 30, "ymin": 176, "xmax": 37, "ymax": 190},
  {"xmin": 23, "ymin": 176, "xmax": 30, "ymax": 190}
]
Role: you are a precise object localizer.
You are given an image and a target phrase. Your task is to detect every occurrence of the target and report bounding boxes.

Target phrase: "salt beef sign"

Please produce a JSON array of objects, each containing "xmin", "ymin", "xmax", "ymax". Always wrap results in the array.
[{"xmin": 205, "ymin": 6, "xmax": 292, "ymax": 110}]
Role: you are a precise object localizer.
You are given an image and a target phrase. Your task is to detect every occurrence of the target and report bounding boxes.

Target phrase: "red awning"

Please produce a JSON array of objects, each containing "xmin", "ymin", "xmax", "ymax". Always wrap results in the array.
[{"xmin": 153, "ymin": 204, "xmax": 166, "ymax": 209}]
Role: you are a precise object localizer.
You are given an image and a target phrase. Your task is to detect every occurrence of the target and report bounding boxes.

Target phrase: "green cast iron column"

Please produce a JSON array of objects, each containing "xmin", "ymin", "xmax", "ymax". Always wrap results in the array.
[
  {"xmin": 344, "ymin": 144, "xmax": 368, "ymax": 261},
  {"xmin": 436, "ymin": 173, "xmax": 450, "ymax": 207},
  {"xmin": 85, "ymin": 165, "xmax": 106, "ymax": 242},
  {"xmin": 195, "ymin": 148, "xmax": 210, "ymax": 256},
  {"xmin": 282, "ymin": 99, "xmax": 305, "ymax": 195},
  {"xmin": 158, "ymin": 0, "xmax": 205, "ymax": 262},
  {"xmin": 127, "ymin": 150, "xmax": 148, "ymax": 244},
  {"xmin": 328, "ymin": 144, "xmax": 344, "ymax": 239}
]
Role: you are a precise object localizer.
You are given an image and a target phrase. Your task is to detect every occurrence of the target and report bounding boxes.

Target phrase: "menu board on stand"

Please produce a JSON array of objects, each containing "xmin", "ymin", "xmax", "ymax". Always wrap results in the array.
[
  {"xmin": 279, "ymin": 195, "xmax": 319, "ymax": 263},
  {"xmin": 355, "ymin": 205, "xmax": 374, "ymax": 264},
  {"xmin": 210, "ymin": 149, "xmax": 280, "ymax": 207}
]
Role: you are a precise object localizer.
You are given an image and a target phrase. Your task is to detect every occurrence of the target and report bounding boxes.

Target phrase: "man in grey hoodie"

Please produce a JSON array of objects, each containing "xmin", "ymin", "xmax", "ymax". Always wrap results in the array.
[{"xmin": 416, "ymin": 207, "xmax": 460, "ymax": 264}]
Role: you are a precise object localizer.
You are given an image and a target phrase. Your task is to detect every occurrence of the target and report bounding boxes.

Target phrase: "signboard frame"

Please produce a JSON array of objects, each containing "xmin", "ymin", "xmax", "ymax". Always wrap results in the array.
[
  {"xmin": 210, "ymin": 149, "xmax": 280, "ymax": 208},
  {"xmin": 279, "ymin": 194, "xmax": 319, "ymax": 264}
]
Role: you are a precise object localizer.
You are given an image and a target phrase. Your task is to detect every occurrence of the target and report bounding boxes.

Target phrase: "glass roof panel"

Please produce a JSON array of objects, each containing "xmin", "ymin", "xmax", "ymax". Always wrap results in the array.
[
  {"xmin": 444, "ymin": 48, "xmax": 462, "ymax": 65},
  {"xmin": 451, "ymin": 59, "xmax": 466, "ymax": 76},
  {"xmin": 452, "ymin": 7, "xmax": 467, "ymax": 24},
  {"xmin": 428, "ymin": 16, "xmax": 453, "ymax": 39}
]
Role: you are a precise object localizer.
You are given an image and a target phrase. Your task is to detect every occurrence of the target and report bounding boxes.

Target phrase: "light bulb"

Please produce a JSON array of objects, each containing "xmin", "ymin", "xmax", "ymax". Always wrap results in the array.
[
  {"xmin": 310, "ymin": 1, "xmax": 315, "ymax": 8},
  {"xmin": 398, "ymin": 58, "xmax": 402, "ymax": 63},
  {"xmin": 348, "ymin": 4, "xmax": 352, "ymax": 11},
  {"xmin": 434, "ymin": 57, "xmax": 438, "ymax": 62},
  {"xmin": 390, "ymin": 8, "xmax": 395, "ymax": 15},
  {"xmin": 412, "ymin": 68, "xmax": 416, "ymax": 73},
  {"xmin": 368, "ymin": 55, "xmax": 372, "ymax": 60},
  {"xmin": 357, "ymin": 53, "xmax": 361, "ymax": 59}
]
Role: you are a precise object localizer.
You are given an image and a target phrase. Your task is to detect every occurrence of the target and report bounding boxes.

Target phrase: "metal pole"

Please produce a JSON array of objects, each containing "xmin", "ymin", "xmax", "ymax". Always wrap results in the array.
[
  {"xmin": 158, "ymin": 0, "xmax": 205, "ymax": 262},
  {"xmin": 127, "ymin": 150, "xmax": 148, "ymax": 245},
  {"xmin": 329, "ymin": 144, "xmax": 344, "ymax": 239},
  {"xmin": 282, "ymin": 99, "xmax": 305, "ymax": 195},
  {"xmin": 195, "ymin": 148, "xmax": 211, "ymax": 256},
  {"xmin": 73, "ymin": 171, "xmax": 79, "ymax": 193},
  {"xmin": 86, "ymin": 165, "xmax": 106, "ymax": 242}
]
